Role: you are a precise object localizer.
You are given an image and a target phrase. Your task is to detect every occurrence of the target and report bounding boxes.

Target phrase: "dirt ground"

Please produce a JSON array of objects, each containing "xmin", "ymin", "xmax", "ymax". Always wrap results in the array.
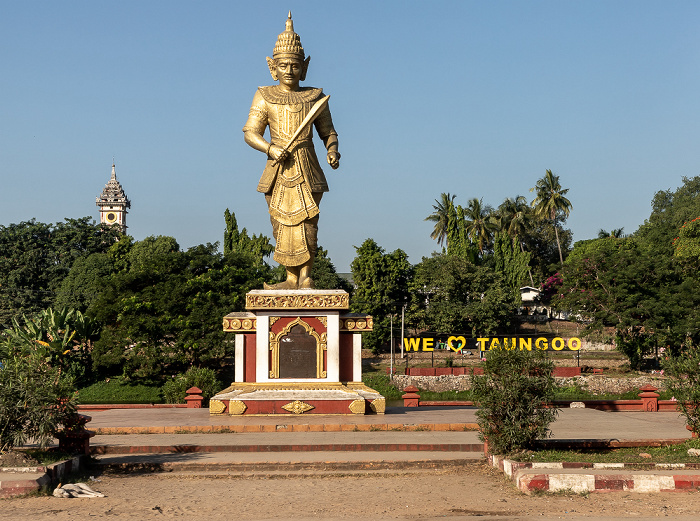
[{"xmin": 3, "ymin": 465, "xmax": 700, "ymax": 520}]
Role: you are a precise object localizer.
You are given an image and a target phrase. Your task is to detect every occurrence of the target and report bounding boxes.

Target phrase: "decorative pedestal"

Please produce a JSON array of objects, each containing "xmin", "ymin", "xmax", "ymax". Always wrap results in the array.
[{"xmin": 210, "ymin": 289, "xmax": 384, "ymax": 415}]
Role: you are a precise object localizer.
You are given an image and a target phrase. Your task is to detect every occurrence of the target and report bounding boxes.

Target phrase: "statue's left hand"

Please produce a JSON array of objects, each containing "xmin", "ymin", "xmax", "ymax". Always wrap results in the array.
[{"xmin": 327, "ymin": 150, "xmax": 341, "ymax": 170}]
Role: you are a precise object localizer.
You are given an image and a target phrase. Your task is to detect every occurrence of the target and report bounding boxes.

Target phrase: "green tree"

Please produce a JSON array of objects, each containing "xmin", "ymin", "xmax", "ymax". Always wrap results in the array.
[
  {"xmin": 446, "ymin": 204, "xmax": 478, "ymax": 261},
  {"xmin": 493, "ymin": 232, "xmax": 531, "ymax": 304},
  {"xmin": 54, "ymin": 253, "xmax": 114, "ymax": 312},
  {"xmin": 0, "ymin": 353, "xmax": 77, "ymax": 452},
  {"xmin": 0, "ymin": 218, "xmax": 121, "ymax": 326},
  {"xmin": 223, "ymin": 208, "xmax": 273, "ymax": 262},
  {"xmin": 521, "ymin": 219, "xmax": 573, "ymax": 284},
  {"xmin": 409, "ymin": 254, "xmax": 515, "ymax": 336},
  {"xmin": 597, "ymin": 228, "xmax": 625, "ymax": 239},
  {"xmin": 464, "ymin": 198, "xmax": 497, "ymax": 256},
  {"xmin": 425, "ymin": 193, "xmax": 456, "ymax": 248},
  {"xmin": 350, "ymin": 239, "xmax": 413, "ymax": 353},
  {"xmin": 663, "ymin": 345, "xmax": 700, "ymax": 436},
  {"xmin": 90, "ymin": 238, "xmax": 274, "ymax": 381},
  {"xmin": 556, "ymin": 237, "xmax": 700, "ymax": 368},
  {"xmin": 636, "ymin": 176, "xmax": 700, "ymax": 254},
  {"xmin": 530, "ymin": 170, "xmax": 573, "ymax": 266},
  {"xmin": 497, "ymin": 196, "xmax": 534, "ymax": 286},
  {"xmin": 674, "ymin": 217, "xmax": 700, "ymax": 271},
  {"xmin": 472, "ymin": 347, "xmax": 557, "ymax": 455},
  {"xmin": 311, "ymin": 247, "xmax": 352, "ymax": 292}
]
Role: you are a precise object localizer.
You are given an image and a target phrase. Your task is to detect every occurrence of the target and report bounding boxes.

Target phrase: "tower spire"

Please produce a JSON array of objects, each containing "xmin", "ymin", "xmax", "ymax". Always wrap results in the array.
[{"xmin": 97, "ymin": 162, "xmax": 131, "ymax": 232}]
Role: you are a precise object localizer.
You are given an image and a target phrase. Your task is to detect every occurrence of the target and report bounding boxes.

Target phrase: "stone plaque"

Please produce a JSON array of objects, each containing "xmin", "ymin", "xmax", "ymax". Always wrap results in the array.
[{"xmin": 279, "ymin": 324, "xmax": 318, "ymax": 378}]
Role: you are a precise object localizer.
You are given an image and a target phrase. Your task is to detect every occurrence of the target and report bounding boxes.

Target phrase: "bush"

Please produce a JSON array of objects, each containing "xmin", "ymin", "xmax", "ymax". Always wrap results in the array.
[
  {"xmin": 472, "ymin": 348, "xmax": 558, "ymax": 455},
  {"xmin": 0, "ymin": 355, "xmax": 77, "ymax": 452},
  {"xmin": 662, "ymin": 345, "xmax": 700, "ymax": 435},
  {"xmin": 162, "ymin": 367, "xmax": 222, "ymax": 406},
  {"xmin": 78, "ymin": 379, "xmax": 163, "ymax": 404}
]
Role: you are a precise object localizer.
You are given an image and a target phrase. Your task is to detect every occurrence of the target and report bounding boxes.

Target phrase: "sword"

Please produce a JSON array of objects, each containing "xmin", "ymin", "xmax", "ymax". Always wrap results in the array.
[{"xmin": 270, "ymin": 95, "xmax": 330, "ymax": 166}]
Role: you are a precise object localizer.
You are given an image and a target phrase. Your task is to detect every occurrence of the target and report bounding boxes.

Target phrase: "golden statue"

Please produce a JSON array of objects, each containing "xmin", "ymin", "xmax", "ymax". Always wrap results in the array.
[{"xmin": 243, "ymin": 13, "xmax": 340, "ymax": 290}]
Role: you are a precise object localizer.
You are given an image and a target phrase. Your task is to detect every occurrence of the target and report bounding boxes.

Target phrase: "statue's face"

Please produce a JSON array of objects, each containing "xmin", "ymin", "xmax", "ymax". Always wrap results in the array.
[{"xmin": 275, "ymin": 58, "xmax": 303, "ymax": 89}]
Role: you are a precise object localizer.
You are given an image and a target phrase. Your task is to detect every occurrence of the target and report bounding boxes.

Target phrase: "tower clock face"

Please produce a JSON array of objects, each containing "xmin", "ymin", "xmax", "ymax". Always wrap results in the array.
[{"xmin": 105, "ymin": 212, "xmax": 118, "ymax": 224}]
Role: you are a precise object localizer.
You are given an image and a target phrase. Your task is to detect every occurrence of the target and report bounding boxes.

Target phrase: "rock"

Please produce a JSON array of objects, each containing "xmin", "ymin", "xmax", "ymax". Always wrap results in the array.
[
  {"xmin": 569, "ymin": 402, "xmax": 585, "ymax": 408},
  {"xmin": 639, "ymin": 453, "xmax": 652, "ymax": 459},
  {"xmin": 687, "ymin": 448, "xmax": 700, "ymax": 457}
]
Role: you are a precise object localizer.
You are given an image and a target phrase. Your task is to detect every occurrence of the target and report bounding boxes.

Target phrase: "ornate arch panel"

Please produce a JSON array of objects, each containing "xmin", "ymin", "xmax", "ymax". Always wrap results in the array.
[{"xmin": 269, "ymin": 317, "xmax": 327, "ymax": 379}]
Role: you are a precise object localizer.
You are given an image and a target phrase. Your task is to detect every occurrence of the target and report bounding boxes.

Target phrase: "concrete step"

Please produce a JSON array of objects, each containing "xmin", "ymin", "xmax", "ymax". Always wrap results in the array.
[
  {"xmin": 0, "ymin": 471, "xmax": 51, "ymax": 498},
  {"xmin": 92, "ymin": 450, "xmax": 486, "ymax": 474},
  {"xmin": 91, "ymin": 442, "xmax": 484, "ymax": 455}
]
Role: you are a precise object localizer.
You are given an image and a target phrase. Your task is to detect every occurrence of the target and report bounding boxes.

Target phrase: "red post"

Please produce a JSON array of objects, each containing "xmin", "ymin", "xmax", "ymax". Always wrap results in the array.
[
  {"xmin": 638, "ymin": 384, "xmax": 659, "ymax": 412},
  {"xmin": 185, "ymin": 386, "xmax": 204, "ymax": 408},
  {"xmin": 402, "ymin": 386, "xmax": 420, "ymax": 407},
  {"xmin": 58, "ymin": 413, "xmax": 95, "ymax": 455}
]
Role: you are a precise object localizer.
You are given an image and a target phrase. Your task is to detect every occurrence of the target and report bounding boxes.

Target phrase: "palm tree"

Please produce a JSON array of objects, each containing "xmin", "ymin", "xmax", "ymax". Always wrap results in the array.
[
  {"xmin": 597, "ymin": 228, "xmax": 625, "ymax": 239},
  {"xmin": 530, "ymin": 169, "xmax": 572, "ymax": 265},
  {"xmin": 497, "ymin": 196, "xmax": 532, "ymax": 241},
  {"xmin": 464, "ymin": 197, "xmax": 497, "ymax": 255},
  {"xmin": 425, "ymin": 193, "xmax": 456, "ymax": 248},
  {"xmin": 498, "ymin": 195, "xmax": 535, "ymax": 286}
]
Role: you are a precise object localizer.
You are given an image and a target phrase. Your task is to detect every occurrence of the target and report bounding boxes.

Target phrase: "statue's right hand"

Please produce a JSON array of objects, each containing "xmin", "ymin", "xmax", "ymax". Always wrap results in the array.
[{"xmin": 268, "ymin": 144, "xmax": 289, "ymax": 162}]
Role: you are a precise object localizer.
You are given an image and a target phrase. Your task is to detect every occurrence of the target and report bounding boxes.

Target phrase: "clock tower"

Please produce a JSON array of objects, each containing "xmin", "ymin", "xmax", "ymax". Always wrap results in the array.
[{"xmin": 96, "ymin": 163, "xmax": 131, "ymax": 232}]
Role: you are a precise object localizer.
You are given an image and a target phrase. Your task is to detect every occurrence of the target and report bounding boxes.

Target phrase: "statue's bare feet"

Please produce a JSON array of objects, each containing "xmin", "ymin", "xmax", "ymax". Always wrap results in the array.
[
  {"xmin": 298, "ymin": 276, "xmax": 314, "ymax": 289},
  {"xmin": 298, "ymin": 263, "xmax": 314, "ymax": 289},
  {"xmin": 264, "ymin": 280, "xmax": 298, "ymax": 290},
  {"xmin": 264, "ymin": 268, "xmax": 299, "ymax": 290}
]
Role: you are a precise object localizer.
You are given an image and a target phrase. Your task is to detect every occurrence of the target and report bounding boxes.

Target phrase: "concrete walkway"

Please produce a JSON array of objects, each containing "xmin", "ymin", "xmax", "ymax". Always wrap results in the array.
[
  {"xmin": 3, "ymin": 406, "xmax": 697, "ymax": 496},
  {"xmin": 85, "ymin": 406, "xmax": 691, "ymax": 441}
]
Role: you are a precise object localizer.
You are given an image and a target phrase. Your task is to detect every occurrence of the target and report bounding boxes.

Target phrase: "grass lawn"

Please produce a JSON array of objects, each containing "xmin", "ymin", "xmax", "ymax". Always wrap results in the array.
[
  {"xmin": 511, "ymin": 440, "xmax": 700, "ymax": 465},
  {"xmin": 77, "ymin": 379, "xmax": 163, "ymax": 404}
]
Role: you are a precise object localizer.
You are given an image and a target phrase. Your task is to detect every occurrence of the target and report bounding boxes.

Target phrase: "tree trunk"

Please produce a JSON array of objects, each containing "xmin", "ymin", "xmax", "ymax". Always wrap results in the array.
[{"xmin": 552, "ymin": 215, "xmax": 564, "ymax": 266}]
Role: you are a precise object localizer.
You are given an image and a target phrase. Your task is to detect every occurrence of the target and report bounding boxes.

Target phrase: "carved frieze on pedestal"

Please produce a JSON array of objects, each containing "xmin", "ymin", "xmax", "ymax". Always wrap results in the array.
[{"xmin": 245, "ymin": 289, "xmax": 349, "ymax": 310}]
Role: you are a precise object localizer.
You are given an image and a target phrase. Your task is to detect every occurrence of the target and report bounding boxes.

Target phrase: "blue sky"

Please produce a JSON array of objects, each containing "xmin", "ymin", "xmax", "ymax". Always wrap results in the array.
[{"xmin": 2, "ymin": 1, "xmax": 699, "ymax": 272}]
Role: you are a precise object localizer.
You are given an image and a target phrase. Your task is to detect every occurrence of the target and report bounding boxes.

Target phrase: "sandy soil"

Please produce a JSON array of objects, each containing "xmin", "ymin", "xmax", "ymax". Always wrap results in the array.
[{"xmin": 2, "ymin": 465, "xmax": 700, "ymax": 520}]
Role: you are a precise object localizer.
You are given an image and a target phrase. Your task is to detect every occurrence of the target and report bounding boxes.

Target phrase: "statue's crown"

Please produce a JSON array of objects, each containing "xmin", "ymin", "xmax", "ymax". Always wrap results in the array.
[{"xmin": 272, "ymin": 12, "xmax": 305, "ymax": 60}]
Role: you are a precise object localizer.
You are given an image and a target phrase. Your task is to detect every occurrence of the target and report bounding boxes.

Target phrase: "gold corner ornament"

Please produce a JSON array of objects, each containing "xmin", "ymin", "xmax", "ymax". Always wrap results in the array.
[
  {"xmin": 339, "ymin": 315, "xmax": 374, "ymax": 331},
  {"xmin": 282, "ymin": 400, "xmax": 314, "ymax": 414},
  {"xmin": 223, "ymin": 313, "xmax": 257, "ymax": 332},
  {"xmin": 228, "ymin": 400, "xmax": 248, "ymax": 415},
  {"xmin": 348, "ymin": 399, "xmax": 366, "ymax": 415},
  {"xmin": 370, "ymin": 398, "xmax": 386, "ymax": 414},
  {"xmin": 209, "ymin": 400, "xmax": 226, "ymax": 415}
]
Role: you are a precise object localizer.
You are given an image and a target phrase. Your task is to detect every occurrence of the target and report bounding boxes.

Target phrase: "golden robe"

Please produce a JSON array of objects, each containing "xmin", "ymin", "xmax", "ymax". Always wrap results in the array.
[{"xmin": 243, "ymin": 86, "xmax": 337, "ymax": 267}]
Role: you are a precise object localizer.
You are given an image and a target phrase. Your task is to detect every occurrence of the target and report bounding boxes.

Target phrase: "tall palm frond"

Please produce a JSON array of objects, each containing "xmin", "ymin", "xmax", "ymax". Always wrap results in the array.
[
  {"xmin": 425, "ymin": 193, "xmax": 456, "ymax": 247},
  {"xmin": 598, "ymin": 228, "xmax": 625, "ymax": 239},
  {"xmin": 464, "ymin": 198, "xmax": 497, "ymax": 255}
]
